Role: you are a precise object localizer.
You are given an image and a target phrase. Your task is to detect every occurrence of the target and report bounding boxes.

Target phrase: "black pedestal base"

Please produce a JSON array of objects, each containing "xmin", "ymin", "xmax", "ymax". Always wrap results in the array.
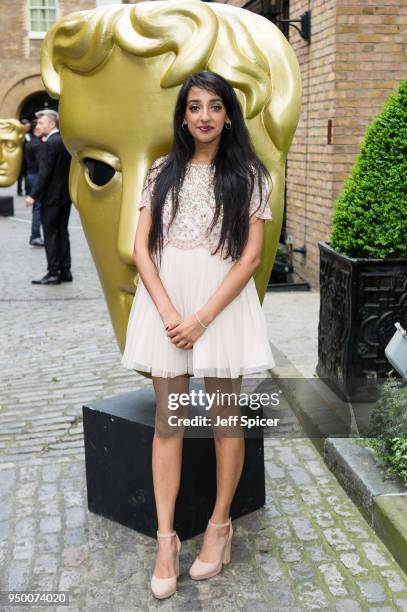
[
  {"xmin": 82, "ymin": 379, "xmax": 265, "ymax": 539},
  {"xmin": 0, "ymin": 196, "xmax": 14, "ymax": 216}
]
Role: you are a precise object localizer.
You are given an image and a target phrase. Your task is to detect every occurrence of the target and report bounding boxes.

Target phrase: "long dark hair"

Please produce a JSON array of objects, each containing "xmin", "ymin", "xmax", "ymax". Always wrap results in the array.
[{"xmin": 146, "ymin": 70, "xmax": 272, "ymax": 264}]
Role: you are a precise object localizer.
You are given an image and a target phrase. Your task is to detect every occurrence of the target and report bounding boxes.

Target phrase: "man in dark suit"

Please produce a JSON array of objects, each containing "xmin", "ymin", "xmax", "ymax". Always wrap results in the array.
[
  {"xmin": 25, "ymin": 109, "xmax": 73, "ymax": 285},
  {"xmin": 25, "ymin": 120, "xmax": 45, "ymax": 246}
]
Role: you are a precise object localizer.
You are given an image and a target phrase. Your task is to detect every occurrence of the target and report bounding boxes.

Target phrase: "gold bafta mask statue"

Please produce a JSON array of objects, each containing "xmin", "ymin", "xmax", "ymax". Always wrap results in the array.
[
  {"xmin": 40, "ymin": 0, "xmax": 301, "ymax": 375},
  {"xmin": 0, "ymin": 119, "xmax": 25, "ymax": 187}
]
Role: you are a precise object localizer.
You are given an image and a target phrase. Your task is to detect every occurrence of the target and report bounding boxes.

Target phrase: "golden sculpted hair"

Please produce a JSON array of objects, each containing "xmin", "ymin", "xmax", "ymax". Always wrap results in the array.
[{"xmin": 40, "ymin": 1, "xmax": 300, "ymax": 155}]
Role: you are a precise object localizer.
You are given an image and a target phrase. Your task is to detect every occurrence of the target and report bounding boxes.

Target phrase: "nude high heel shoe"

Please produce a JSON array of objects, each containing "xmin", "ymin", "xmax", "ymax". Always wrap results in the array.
[
  {"xmin": 150, "ymin": 530, "xmax": 181, "ymax": 599},
  {"xmin": 189, "ymin": 517, "xmax": 233, "ymax": 580}
]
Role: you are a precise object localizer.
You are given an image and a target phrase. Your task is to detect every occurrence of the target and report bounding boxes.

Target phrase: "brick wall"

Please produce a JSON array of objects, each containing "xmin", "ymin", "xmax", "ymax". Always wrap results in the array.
[
  {"xmin": 288, "ymin": 1, "xmax": 407, "ymax": 288},
  {"xmin": 286, "ymin": 0, "xmax": 337, "ymax": 289},
  {"xmin": 0, "ymin": 0, "xmax": 96, "ymax": 118}
]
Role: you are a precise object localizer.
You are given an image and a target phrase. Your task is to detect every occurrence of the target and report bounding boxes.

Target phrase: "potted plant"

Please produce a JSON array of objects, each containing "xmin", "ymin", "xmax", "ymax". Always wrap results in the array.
[{"xmin": 316, "ymin": 78, "xmax": 407, "ymax": 402}]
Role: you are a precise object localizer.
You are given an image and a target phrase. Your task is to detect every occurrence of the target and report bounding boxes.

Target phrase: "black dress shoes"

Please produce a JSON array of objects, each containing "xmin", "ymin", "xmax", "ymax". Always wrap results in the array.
[
  {"xmin": 32, "ymin": 272, "xmax": 61, "ymax": 285},
  {"xmin": 59, "ymin": 271, "xmax": 73, "ymax": 282}
]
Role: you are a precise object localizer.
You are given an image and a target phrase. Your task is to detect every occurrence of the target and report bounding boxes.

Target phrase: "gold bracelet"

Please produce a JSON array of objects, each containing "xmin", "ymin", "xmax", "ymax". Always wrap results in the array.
[{"xmin": 194, "ymin": 312, "xmax": 208, "ymax": 329}]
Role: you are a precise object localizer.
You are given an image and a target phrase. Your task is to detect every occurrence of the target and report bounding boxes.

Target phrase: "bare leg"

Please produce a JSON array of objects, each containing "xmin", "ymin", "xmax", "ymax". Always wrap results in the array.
[
  {"xmin": 151, "ymin": 374, "xmax": 189, "ymax": 578},
  {"xmin": 198, "ymin": 375, "xmax": 244, "ymax": 563}
]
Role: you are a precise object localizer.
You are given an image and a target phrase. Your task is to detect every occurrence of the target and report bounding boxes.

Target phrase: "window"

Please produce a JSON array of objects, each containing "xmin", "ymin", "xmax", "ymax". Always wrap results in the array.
[{"xmin": 29, "ymin": 0, "xmax": 57, "ymax": 39}]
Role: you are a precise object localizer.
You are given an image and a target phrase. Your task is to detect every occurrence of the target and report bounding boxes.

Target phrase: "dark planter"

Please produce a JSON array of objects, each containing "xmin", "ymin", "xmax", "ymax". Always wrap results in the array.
[{"xmin": 317, "ymin": 241, "xmax": 407, "ymax": 402}]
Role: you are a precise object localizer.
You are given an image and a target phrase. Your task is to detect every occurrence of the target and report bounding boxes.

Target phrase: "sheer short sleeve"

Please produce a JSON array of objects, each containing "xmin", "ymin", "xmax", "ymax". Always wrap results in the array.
[
  {"xmin": 249, "ymin": 171, "xmax": 272, "ymax": 221},
  {"xmin": 138, "ymin": 156, "xmax": 166, "ymax": 213}
]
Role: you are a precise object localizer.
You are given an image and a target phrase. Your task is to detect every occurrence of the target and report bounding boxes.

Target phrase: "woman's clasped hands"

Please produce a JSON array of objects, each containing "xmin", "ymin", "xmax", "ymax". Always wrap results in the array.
[{"xmin": 161, "ymin": 307, "xmax": 208, "ymax": 350}]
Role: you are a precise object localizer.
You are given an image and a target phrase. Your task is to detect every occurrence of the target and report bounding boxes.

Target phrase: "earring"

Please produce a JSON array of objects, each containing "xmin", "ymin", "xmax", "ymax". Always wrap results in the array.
[
  {"xmin": 182, "ymin": 120, "xmax": 188, "ymax": 131},
  {"xmin": 225, "ymin": 121, "xmax": 232, "ymax": 130}
]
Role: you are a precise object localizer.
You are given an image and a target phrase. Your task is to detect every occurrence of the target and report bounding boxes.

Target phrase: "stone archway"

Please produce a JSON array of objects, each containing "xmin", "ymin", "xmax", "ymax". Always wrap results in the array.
[{"xmin": 0, "ymin": 74, "xmax": 57, "ymax": 118}]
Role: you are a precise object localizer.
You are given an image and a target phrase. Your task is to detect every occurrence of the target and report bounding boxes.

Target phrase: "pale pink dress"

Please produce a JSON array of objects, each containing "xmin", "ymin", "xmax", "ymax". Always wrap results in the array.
[{"xmin": 121, "ymin": 155, "xmax": 275, "ymax": 378}]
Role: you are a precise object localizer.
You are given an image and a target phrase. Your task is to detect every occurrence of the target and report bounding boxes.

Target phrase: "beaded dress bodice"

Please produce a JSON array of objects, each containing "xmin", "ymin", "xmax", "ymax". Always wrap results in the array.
[{"xmin": 138, "ymin": 155, "xmax": 272, "ymax": 256}]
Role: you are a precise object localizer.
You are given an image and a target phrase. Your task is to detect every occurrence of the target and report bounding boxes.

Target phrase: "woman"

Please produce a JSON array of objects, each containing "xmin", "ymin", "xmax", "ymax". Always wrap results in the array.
[{"xmin": 122, "ymin": 70, "xmax": 275, "ymax": 599}]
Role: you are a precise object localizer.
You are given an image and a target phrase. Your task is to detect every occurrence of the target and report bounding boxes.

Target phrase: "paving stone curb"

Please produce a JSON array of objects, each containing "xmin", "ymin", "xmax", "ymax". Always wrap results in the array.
[
  {"xmin": 269, "ymin": 344, "xmax": 407, "ymax": 576},
  {"xmin": 325, "ymin": 439, "xmax": 407, "ymax": 575}
]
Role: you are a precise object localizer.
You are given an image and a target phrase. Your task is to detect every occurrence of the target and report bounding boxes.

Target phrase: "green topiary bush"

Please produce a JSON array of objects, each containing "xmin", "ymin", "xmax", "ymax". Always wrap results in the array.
[{"xmin": 330, "ymin": 78, "xmax": 407, "ymax": 259}]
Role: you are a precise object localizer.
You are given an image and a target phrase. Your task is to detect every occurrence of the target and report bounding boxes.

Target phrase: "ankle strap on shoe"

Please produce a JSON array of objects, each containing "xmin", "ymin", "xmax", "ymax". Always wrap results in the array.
[
  {"xmin": 208, "ymin": 517, "xmax": 231, "ymax": 528},
  {"xmin": 157, "ymin": 530, "xmax": 176, "ymax": 538}
]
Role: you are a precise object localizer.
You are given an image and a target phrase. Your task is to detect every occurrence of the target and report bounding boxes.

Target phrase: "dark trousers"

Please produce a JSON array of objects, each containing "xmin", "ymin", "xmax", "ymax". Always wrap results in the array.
[
  {"xmin": 40, "ymin": 202, "xmax": 72, "ymax": 276},
  {"xmin": 25, "ymin": 173, "xmax": 42, "ymax": 240},
  {"xmin": 17, "ymin": 171, "xmax": 25, "ymax": 195}
]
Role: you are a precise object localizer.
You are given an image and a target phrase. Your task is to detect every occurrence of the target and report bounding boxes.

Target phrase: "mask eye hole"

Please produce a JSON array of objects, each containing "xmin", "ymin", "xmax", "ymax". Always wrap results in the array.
[{"xmin": 84, "ymin": 157, "xmax": 116, "ymax": 186}]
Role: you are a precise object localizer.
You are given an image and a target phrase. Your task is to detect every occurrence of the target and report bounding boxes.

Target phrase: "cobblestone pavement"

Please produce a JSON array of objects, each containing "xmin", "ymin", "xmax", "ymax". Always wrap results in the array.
[{"xmin": 1, "ymin": 189, "xmax": 407, "ymax": 611}]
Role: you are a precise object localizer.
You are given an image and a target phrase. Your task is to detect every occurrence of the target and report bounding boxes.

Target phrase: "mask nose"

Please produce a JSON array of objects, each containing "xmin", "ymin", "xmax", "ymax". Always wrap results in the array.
[{"xmin": 117, "ymin": 164, "xmax": 148, "ymax": 268}]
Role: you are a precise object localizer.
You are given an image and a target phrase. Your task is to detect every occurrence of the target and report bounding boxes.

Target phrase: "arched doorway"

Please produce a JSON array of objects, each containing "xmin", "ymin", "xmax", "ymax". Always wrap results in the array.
[{"xmin": 19, "ymin": 91, "xmax": 58, "ymax": 122}]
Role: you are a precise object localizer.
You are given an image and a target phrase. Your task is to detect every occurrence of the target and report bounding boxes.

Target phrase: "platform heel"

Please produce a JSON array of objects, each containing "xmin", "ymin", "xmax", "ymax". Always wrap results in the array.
[
  {"xmin": 189, "ymin": 517, "xmax": 233, "ymax": 580},
  {"xmin": 150, "ymin": 530, "xmax": 181, "ymax": 599}
]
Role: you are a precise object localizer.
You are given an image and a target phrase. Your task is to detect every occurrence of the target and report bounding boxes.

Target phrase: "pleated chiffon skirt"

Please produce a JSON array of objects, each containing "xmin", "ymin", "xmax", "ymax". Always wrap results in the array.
[{"xmin": 121, "ymin": 243, "xmax": 275, "ymax": 378}]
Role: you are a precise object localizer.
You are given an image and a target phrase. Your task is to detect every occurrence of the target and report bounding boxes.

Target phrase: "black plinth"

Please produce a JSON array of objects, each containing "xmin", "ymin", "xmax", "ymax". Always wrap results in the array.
[
  {"xmin": 0, "ymin": 196, "xmax": 14, "ymax": 216},
  {"xmin": 82, "ymin": 379, "xmax": 265, "ymax": 540}
]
